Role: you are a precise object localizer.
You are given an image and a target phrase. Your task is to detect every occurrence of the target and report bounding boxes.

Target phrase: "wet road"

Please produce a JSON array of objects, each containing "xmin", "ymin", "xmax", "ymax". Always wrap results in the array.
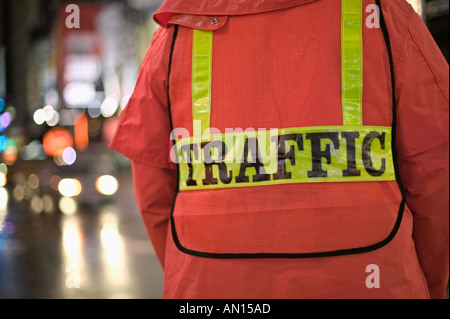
[{"xmin": 0, "ymin": 169, "xmax": 165, "ymax": 299}]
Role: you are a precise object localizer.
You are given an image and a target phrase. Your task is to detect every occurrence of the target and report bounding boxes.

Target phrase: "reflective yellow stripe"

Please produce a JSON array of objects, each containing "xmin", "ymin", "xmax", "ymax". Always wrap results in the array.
[
  {"xmin": 191, "ymin": 3, "xmax": 365, "ymax": 131},
  {"xmin": 192, "ymin": 29, "xmax": 213, "ymax": 139},
  {"xmin": 342, "ymin": 0, "xmax": 363, "ymax": 126},
  {"xmin": 183, "ymin": 1, "xmax": 391, "ymax": 191},
  {"xmin": 175, "ymin": 126, "xmax": 396, "ymax": 191}
]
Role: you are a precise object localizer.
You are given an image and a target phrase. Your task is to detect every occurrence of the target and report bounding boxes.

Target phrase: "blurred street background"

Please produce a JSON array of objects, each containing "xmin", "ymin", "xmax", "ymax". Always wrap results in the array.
[{"xmin": 0, "ymin": 0, "xmax": 448, "ymax": 299}]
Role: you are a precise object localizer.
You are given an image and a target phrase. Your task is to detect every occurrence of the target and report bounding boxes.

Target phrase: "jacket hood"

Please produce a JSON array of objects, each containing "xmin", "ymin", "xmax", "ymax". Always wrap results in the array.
[{"xmin": 154, "ymin": 0, "xmax": 319, "ymax": 27}]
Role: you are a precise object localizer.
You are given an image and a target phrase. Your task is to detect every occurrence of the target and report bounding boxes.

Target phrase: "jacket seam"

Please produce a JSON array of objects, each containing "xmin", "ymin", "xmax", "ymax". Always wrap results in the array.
[
  {"xmin": 149, "ymin": 63, "xmax": 168, "ymax": 104},
  {"xmin": 109, "ymin": 101, "xmax": 130, "ymax": 153},
  {"xmin": 399, "ymin": 138, "xmax": 449, "ymax": 159},
  {"xmin": 114, "ymin": 143, "xmax": 176, "ymax": 170},
  {"xmin": 111, "ymin": 40, "xmax": 157, "ymax": 152},
  {"xmin": 149, "ymin": 47, "xmax": 170, "ymax": 105},
  {"xmin": 407, "ymin": 28, "xmax": 450, "ymax": 104},
  {"xmin": 393, "ymin": 3, "xmax": 414, "ymax": 67}
]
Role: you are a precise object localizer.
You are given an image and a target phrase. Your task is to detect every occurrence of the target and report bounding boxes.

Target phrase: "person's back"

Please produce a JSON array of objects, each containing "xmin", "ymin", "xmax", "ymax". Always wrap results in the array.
[{"xmin": 111, "ymin": 0, "xmax": 449, "ymax": 299}]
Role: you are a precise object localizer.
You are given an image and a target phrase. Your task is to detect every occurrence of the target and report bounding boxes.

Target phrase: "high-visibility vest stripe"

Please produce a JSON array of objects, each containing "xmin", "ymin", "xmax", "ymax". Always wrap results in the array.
[
  {"xmin": 180, "ymin": 1, "xmax": 393, "ymax": 191},
  {"xmin": 168, "ymin": 0, "xmax": 405, "ymax": 260},
  {"xmin": 176, "ymin": 126, "xmax": 395, "ymax": 191},
  {"xmin": 342, "ymin": 0, "xmax": 364, "ymax": 126},
  {"xmin": 192, "ymin": 1, "xmax": 364, "ymax": 132},
  {"xmin": 192, "ymin": 29, "xmax": 213, "ymax": 139}
]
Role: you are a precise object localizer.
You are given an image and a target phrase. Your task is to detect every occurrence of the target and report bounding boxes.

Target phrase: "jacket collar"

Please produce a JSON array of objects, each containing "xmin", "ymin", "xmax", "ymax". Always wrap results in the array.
[{"xmin": 154, "ymin": 0, "xmax": 319, "ymax": 28}]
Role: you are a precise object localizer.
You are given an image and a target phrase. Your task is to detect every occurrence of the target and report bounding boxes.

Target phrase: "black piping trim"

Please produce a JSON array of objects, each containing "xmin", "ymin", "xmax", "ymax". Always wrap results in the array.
[
  {"xmin": 376, "ymin": 0, "xmax": 408, "ymax": 231},
  {"xmin": 376, "ymin": 0, "xmax": 408, "ymax": 198},
  {"xmin": 167, "ymin": 4, "xmax": 406, "ymax": 258},
  {"xmin": 167, "ymin": 25, "xmax": 182, "ymax": 253}
]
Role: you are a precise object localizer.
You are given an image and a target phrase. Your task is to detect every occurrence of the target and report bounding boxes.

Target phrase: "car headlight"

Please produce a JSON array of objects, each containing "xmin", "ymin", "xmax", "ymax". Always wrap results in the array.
[
  {"xmin": 96, "ymin": 175, "xmax": 119, "ymax": 196},
  {"xmin": 58, "ymin": 179, "xmax": 82, "ymax": 197}
]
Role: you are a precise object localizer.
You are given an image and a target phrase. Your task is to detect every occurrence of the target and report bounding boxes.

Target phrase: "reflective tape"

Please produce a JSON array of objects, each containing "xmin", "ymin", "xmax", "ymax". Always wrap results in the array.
[
  {"xmin": 174, "ymin": 126, "xmax": 396, "ymax": 191},
  {"xmin": 191, "ymin": 2, "xmax": 364, "ymax": 131},
  {"xmin": 192, "ymin": 29, "xmax": 213, "ymax": 139},
  {"xmin": 183, "ymin": 1, "xmax": 392, "ymax": 191},
  {"xmin": 342, "ymin": 0, "xmax": 363, "ymax": 126}
]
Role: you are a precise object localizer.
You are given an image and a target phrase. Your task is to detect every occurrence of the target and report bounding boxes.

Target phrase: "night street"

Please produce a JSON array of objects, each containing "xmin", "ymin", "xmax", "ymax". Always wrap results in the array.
[
  {"xmin": 0, "ymin": 151, "xmax": 164, "ymax": 299},
  {"xmin": 0, "ymin": 0, "xmax": 448, "ymax": 301}
]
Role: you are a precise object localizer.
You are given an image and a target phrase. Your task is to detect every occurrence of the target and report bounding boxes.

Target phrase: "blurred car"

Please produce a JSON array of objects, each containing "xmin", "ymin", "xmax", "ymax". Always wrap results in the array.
[
  {"xmin": 56, "ymin": 143, "xmax": 118, "ymax": 202},
  {"xmin": 8, "ymin": 142, "xmax": 120, "ymax": 215}
]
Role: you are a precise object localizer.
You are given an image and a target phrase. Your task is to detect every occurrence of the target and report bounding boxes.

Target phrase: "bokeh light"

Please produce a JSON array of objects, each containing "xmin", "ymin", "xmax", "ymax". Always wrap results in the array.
[
  {"xmin": 0, "ymin": 187, "xmax": 8, "ymax": 210},
  {"xmin": 33, "ymin": 109, "xmax": 47, "ymax": 125},
  {"xmin": 2, "ymin": 138, "xmax": 19, "ymax": 165},
  {"xmin": 62, "ymin": 147, "xmax": 77, "ymax": 166},
  {"xmin": 120, "ymin": 94, "xmax": 131, "ymax": 110},
  {"xmin": 96, "ymin": 175, "xmax": 119, "ymax": 196},
  {"xmin": 42, "ymin": 194, "xmax": 55, "ymax": 214},
  {"xmin": 47, "ymin": 111, "xmax": 60, "ymax": 127},
  {"xmin": 27, "ymin": 174, "xmax": 40, "ymax": 190},
  {"xmin": 59, "ymin": 197, "xmax": 78, "ymax": 216},
  {"xmin": 0, "ymin": 136, "xmax": 7, "ymax": 152},
  {"xmin": 101, "ymin": 95, "xmax": 120, "ymax": 118},
  {"xmin": 30, "ymin": 195, "xmax": 44, "ymax": 215},
  {"xmin": 49, "ymin": 175, "xmax": 61, "ymax": 191},
  {"xmin": 0, "ymin": 163, "xmax": 8, "ymax": 175},
  {"xmin": 0, "ymin": 172, "xmax": 7, "ymax": 187},
  {"xmin": 42, "ymin": 127, "xmax": 74, "ymax": 157},
  {"xmin": 12, "ymin": 185, "xmax": 25, "ymax": 202},
  {"xmin": 0, "ymin": 112, "xmax": 12, "ymax": 131},
  {"xmin": 58, "ymin": 179, "xmax": 82, "ymax": 198}
]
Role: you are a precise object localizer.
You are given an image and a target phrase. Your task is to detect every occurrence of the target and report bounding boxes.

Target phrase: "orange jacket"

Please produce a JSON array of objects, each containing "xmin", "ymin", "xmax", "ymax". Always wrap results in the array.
[{"xmin": 111, "ymin": 0, "xmax": 449, "ymax": 299}]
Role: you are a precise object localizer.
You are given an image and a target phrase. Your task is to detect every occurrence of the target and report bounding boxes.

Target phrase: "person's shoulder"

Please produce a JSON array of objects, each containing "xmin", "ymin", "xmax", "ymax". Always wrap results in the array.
[
  {"xmin": 138, "ymin": 26, "xmax": 175, "ymax": 74},
  {"xmin": 152, "ymin": 26, "xmax": 172, "ymax": 44},
  {"xmin": 378, "ymin": 0, "xmax": 415, "ymax": 21},
  {"xmin": 147, "ymin": 27, "xmax": 174, "ymax": 56},
  {"xmin": 377, "ymin": 0, "xmax": 416, "ymax": 64}
]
